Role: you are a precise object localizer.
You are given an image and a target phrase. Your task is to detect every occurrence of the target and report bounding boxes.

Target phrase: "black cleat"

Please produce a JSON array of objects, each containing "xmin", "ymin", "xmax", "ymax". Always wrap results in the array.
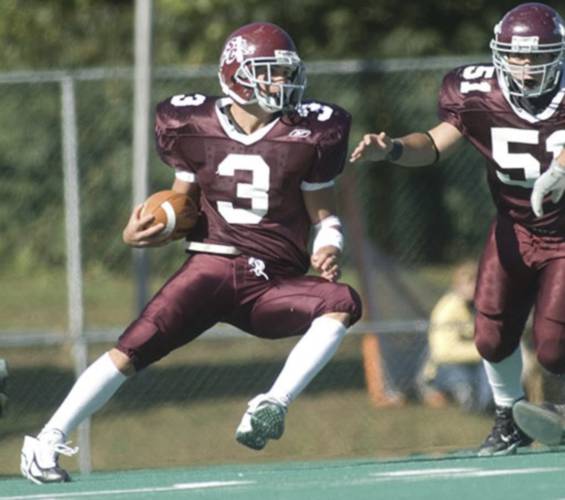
[{"xmin": 478, "ymin": 404, "xmax": 533, "ymax": 456}]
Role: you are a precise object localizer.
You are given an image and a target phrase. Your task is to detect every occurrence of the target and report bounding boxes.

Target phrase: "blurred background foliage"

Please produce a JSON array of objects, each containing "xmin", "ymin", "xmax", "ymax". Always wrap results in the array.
[
  {"xmin": 0, "ymin": 0, "xmax": 531, "ymax": 274},
  {"xmin": 0, "ymin": 0, "xmax": 526, "ymax": 69}
]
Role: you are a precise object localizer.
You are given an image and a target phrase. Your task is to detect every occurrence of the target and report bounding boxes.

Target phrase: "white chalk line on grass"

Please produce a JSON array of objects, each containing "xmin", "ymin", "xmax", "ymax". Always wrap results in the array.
[
  {"xmin": 0, "ymin": 480, "xmax": 256, "ymax": 500},
  {"xmin": 5, "ymin": 466, "xmax": 565, "ymax": 498},
  {"xmin": 370, "ymin": 466, "xmax": 565, "ymax": 481}
]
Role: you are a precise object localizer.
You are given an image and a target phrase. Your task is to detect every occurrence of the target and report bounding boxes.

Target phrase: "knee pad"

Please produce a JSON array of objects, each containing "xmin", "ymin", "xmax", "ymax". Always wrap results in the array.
[
  {"xmin": 534, "ymin": 318, "xmax": 565, "ymax": 374},
  {"xmin": 474, "ymin": 311, "xmax": 520, "ymax": 362}
]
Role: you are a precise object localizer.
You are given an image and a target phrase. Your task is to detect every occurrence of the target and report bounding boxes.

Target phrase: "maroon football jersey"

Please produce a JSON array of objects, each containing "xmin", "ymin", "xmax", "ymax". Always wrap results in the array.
[
  {"xmin": 438, "ymin": 64, "xmax": 565, "ymax": 233},
  {"xmin": 155, "ymin": 94, "xmax": 351, "ymax": 274}
]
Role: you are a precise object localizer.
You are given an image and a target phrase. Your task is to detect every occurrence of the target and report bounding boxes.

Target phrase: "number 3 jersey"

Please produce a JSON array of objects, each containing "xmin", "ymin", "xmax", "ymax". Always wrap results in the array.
[
  {"xmin": 438, "ymin": 64, "xmax": 565, "ymax": 233},
  {"xmin": 155, "ymin": 94, "xmax": 351, "ymax": 274}
]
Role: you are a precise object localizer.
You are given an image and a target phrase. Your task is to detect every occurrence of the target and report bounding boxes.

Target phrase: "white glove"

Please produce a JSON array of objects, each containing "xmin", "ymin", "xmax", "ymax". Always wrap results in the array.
[{"xmin": 530, "ymin": 161, "xmax": 565, "ymax": 218}]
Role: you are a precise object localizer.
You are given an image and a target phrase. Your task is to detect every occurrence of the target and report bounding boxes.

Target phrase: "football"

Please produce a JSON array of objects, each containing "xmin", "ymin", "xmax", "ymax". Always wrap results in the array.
[{"xmin": 141, "ymin": 190, "xmax": 199, "ymax": 239}]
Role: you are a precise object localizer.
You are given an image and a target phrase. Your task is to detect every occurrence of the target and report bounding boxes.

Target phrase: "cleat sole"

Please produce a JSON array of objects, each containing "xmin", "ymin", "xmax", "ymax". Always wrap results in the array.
[
  {"xmin": 513, "ymin": 400, "xmax": 564, "ymax": 446},
  {"xmin": 235, "ymin": 402, "xmax": 285, "ymax": 450}
]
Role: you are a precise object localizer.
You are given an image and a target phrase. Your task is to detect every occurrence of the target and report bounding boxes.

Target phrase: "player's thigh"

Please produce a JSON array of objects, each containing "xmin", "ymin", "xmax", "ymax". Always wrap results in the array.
[
  {"xmin": 117, "ymin": 254, "xmax": 235, "ymax": 369},
  {"xmin": 532, "ymin": 258, "xmax": 565, "ymax": 373},
  {"xmin": 248, "ymin": 276, "xmax": 362, "ymax": 339},
  {"xmin": 474, "ymin": 218, "xmax": 536, "ymax": 360}
]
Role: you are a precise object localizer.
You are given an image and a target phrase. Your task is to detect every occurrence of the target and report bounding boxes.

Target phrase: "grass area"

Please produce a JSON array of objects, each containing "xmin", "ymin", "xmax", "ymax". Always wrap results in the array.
[
  {"xmin": 88, "ymin": 396, "xmax": 492, "ymax": 472},
  {"xmin": 1, "ymin": 390, "xmax": 493, "ymax": 476},
  {"xmin": 0, "ymin": 335, "xmax": 495, "ymax": 477},
  {"xmin": 0, "ymin": 268, "xmax": 171, "ymax": 331}
]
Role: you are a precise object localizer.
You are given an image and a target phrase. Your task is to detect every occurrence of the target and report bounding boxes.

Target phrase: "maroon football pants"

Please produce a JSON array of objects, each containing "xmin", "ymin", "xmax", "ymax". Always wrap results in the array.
[
  {"xmin": 116, "ymin": 253, "xmax": 362, "ymax": 370},
  {"xmin": 474, "ymin": 216, "xmax": 565, "ymax": 374}
]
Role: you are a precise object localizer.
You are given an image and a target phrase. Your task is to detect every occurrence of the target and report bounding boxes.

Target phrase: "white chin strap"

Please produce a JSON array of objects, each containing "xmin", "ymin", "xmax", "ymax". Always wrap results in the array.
[{"xmin": 255, "ymin": 88, "xmax": 284, "ymax": 113}]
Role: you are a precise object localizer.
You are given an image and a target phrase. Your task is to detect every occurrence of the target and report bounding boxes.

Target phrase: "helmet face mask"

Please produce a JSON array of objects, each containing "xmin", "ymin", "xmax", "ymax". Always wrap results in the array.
[
  {"xmin": 490, "ymin": 3, "xmax": 565, "ymax": 98},
  {"xmin": 491, "ymin": 38, "xmax": 564, "ymax": 97},
  {"xmin": 235, "ymin": 54, "xmax": 305, "ymax": 113},
  {"xmin": 218, "ymin": 23, "xmax": 307, "ymax": 113}
]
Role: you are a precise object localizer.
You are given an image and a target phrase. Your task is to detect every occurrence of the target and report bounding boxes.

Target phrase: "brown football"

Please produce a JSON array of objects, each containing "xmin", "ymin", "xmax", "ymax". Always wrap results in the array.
[{"xmin": 141, "ymin": 190, "xmax": 199, "ymax": 239}]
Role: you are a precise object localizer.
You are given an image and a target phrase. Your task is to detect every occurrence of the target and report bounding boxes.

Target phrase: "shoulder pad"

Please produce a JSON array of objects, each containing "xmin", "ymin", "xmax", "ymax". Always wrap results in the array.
[
  {"xmin": 155, "ymin": 93, "xmax": 215, "ymax": 130},
  {"xmin": 293, "ymin": 100, "xmax": 351, "ymax": 133},
  {"xmin": 442, "ymin": 63, "xmax": 497, "ymax": 95}
]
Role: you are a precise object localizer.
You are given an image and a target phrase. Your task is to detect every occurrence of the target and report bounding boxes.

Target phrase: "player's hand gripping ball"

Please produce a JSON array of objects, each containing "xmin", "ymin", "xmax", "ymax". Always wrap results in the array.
[{"xmin": 141, "ymin": 190, "xmax": 199, "ymax": 240}]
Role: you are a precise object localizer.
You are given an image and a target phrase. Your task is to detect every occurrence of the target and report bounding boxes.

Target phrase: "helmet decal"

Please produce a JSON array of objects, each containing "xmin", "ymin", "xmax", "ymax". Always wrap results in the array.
[{"xmin": 220, "ymin": 36, "xmax": 256, "ymax": 67}]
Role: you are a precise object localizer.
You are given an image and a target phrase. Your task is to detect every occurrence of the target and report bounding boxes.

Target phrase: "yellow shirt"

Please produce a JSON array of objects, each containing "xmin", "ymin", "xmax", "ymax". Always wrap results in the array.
[{"xmin": 423, "ymin": 291, "xmax": 481, "ymax": 380}]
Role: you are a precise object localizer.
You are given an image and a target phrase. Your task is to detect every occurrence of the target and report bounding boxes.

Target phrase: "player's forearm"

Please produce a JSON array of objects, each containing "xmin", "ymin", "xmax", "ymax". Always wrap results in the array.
[{"xmin": 390, "ymin": 132, "xmax": 439, "ymax": 167}]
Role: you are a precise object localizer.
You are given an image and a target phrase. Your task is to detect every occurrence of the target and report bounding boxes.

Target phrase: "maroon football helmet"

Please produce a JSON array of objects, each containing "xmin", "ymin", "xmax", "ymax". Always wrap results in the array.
[
  {"xmin": 218, "ymin": 22, "xmax": 306, "ymax": 113},
  {"xmin": 490, "ymin": 3, "xmax": 565, "ymax": 97}
]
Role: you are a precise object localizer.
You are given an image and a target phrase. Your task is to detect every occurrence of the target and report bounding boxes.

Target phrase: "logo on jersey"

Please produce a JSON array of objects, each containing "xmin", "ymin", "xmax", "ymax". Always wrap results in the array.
[
  {"xmin": 220, "ymin": 36, "xmax": 255, "ymax": 66},
  {"xmin": 288, "ymin": 128, "xmax": 312, "ymax": 138}
]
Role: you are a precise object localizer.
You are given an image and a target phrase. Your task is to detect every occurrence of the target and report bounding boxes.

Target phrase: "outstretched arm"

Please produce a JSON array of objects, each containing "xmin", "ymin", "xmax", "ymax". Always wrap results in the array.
[{"xmin": 349, "ymin": 122, "xmax": 464, "ymax": 166}]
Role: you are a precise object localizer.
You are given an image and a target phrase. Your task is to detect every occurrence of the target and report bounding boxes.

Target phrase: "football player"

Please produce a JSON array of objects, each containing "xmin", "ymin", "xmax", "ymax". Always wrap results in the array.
[
  {"xmin": 20, "ymin": 22, "xmax": 362, "ymax": 484},
  {"xmin": 351, "ymin": 2, "xmax": 565, "ymax": 456}
]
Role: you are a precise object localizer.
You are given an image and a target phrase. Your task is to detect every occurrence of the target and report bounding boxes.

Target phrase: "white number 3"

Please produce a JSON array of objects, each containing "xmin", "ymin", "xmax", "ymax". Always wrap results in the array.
[
  {"xmin": 170, "ymin": 94, "xmax": 206, "ymax": 107},
  {"xmin": 216, "ymin": 154, "xmax": 270, "ymax": 224}
]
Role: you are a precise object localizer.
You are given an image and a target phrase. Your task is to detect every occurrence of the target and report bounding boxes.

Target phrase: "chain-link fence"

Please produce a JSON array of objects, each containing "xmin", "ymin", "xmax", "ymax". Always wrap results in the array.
[{"xmin": 1, "ymin": 56, "xmax": 522, "ymax": 476}]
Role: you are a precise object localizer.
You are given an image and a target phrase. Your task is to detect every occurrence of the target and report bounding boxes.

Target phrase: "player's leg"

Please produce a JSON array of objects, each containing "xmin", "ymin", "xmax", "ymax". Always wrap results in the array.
[
  {"xmin": 474, "ymin": 218, "xmax": 535, "ymax": 456},
  {"xmin": 234, "ymin": 277, "xmax": 362, "ymax": 450},
  {"xmin": 513, "ymin": 257, "xmax": 565, "ymax": 445},
  {"xmin": 20, "ymin": 349, "xmax": 129, "ymax": 484},
  {"xmin": 21, "ymin": 254, "xmax": 234, "ymax": 483}
]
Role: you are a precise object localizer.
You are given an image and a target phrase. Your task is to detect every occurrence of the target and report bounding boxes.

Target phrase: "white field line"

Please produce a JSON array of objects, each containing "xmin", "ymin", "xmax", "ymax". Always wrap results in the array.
[
  {"xmin": 0, "ymin": 480, "xmax": 255, "ymax": 500},
  {"xmin": 370, "ymin": 466, "xmax": 565, "ymax": 481}
]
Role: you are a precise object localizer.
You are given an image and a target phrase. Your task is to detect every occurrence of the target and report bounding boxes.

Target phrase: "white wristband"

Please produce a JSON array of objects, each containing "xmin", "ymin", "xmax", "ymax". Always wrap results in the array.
[{"xmin": 312, "ymin": 216, "xmax": 344, "ymax": 254}]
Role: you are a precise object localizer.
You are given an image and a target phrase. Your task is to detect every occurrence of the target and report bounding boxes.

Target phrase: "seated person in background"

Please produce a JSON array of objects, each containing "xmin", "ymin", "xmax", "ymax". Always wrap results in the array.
[{"xmin": 420, "ymin": 261, "xmax": 493, "ymax": 413}]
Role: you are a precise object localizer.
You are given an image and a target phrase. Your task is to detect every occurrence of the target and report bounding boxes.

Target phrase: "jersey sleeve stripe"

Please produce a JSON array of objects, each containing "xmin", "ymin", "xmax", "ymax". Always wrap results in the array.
[{"xmin": 175, "ymin": 168, "xmax": 196, "ymax": 183}]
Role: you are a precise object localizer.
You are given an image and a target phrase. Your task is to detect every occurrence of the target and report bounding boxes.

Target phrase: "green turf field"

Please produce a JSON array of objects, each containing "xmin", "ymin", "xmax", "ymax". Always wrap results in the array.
[{"xmin": 2, "ymin": 449, "xmax": 565, "ymax": 499}]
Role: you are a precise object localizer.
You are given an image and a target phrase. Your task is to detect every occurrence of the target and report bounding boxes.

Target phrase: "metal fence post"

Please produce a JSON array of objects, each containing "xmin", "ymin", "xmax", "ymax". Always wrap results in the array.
[
  {"xmin": 61, "ymin": 76, "xmax": 91, "ymax": 475},
  {"xmin": 132, "ymin": 0, "xmax": 153, "ymax": 313}
]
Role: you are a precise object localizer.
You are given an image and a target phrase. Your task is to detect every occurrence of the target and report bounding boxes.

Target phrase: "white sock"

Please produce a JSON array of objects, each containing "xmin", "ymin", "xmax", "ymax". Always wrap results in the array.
[
  {"xmin": 482, "ymin": 347, "xmax": 525, "ymax": 407},
  {"xmin": 42, "ymin": 352, "xmax": 128, "ymax": 436},
  {"xmin": 266, "ymin": 316, "xmax": 347, "ymax": 407}
]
